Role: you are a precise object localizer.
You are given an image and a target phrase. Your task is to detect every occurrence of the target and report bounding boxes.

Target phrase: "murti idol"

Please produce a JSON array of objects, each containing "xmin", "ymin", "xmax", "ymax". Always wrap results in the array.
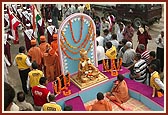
[{"xmin": 78, "ymin": 48, "xmax": 99, "ymax": 83}]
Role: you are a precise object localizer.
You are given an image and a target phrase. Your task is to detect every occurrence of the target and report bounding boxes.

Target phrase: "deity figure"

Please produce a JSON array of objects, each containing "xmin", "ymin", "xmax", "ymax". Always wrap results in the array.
[{"xmin": 78, "ymin": 48, "xmax": 99, "ymax": 83}]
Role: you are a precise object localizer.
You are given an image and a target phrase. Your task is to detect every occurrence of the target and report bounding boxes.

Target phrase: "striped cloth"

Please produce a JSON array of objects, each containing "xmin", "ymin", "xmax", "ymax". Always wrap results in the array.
[{"xmin": 134, "ymin": 59, "xmax": 147, "ymax": 84}]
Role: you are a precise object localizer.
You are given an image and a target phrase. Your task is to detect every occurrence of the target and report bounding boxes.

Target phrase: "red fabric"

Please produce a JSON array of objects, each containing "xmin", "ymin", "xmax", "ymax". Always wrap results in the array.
[
  {"xmin": 136, "ymin": 30, "xmax": 152, "ymax": 53},
  {"xmin": 8, "ymin": 8, "xmax": 20, "ymax": 44},
  {"xmin": 32, "ymin": 85, "xmax": 50, "ymax": 106}
]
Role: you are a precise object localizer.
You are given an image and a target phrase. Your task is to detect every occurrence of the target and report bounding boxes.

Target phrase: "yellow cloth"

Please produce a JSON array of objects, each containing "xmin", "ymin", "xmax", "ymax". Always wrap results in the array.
[
  {"xmin": 42, "ymin": 102, "xmax": 62, "ymax": 111},
  {"xmin": 150, "ymin": 71, "xmax": 161, "ymax": 90},
  {"xmin": 105, "ymin": 46, "xmax": 117, "ymax": 59},
  {"xmin": 15, "ymin": 54, "xmax": 30, "ymax": 70},
  {"xmin": 85, "ymin": 4, "xmax": 90, "ymax": 10},
  {"xmin": 28, "ymin": 70, "xmax": 43, "ymax": 88}
]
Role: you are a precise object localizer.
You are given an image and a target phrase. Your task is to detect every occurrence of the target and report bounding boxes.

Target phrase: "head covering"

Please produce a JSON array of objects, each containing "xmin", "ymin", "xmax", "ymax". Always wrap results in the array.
[
  {"xmin": 48, "ymin": 19, "xmax": 52, "ymax": 23},
  {"xmin": 40, "ymin": 35, "xmax": 46, "ymax": 42},
  {"xmin": 53, "ymin": 34, "xmax": 58, "ymax": 40},
  {"xmin": 31, "ymin": 39, "xmax": 36, "ymax": 45},
  {"xmin": 49, "ymin": 48, "xmax": 55, "ymax": 55},
  {"xmin": 23, "ymin": 7, "xmax": 26, "ymax": 9},
  {"xmin": 26, "ymin": 23, "xmax": 31, "ymax": 27},
  {"xmin": 27, "ymin": 8, "xmax": 31, "ymax": 11},
  {"xmin": 139, "ymin": 27, "xmax": 144, "ymax": 34},
  {"xmin": 125, "ymin": 41, "xmax": 132, "ymax": 48}
]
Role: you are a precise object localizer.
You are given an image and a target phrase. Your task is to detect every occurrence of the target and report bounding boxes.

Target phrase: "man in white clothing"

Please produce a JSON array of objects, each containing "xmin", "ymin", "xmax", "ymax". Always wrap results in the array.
[{"xmin": 96, "ymin": 41, "xmax": 105, "ymax": 65}]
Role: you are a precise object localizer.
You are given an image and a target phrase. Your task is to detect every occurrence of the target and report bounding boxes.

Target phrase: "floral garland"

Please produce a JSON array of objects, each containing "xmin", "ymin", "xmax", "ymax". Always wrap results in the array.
[
  {"xmin": 61, "ymin": 43, "xmax": 93, "ymax": 60},
  {"xmin": 61, "ymin": 21, "xmax": 93, "ymax": 50},
  {"xmin": 60, "ymin": 16, "xmax": 95, "ymax": 61},
  {"xmin": 61, "ymin": 30, "xmax": 91, "ymax": 50},
  {"xmin": 52, "ymin": 78, "xmax": 61, "ymax": 94},
  {"xmin": 111, "ymin": 58, "xmax": 122, "ymax": 71},
  {"xmin": 68, "ymin": 16, "xmax": 84, "ymax": 44},
  {"xmin": 60, "ymin": 31, "xmax": 94, "ymax": 55}
]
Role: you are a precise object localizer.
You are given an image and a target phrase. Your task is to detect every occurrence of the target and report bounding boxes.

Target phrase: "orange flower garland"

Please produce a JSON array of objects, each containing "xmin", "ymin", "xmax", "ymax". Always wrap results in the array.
[
  {"xmin": 61, "ymin": 21, "xmax": 93, "ymax": 50},
  {"xmin": 61, "ymin": 16, "xmax": 95, "ymax": 61},
  {"xmin": 52, "ymin": 77, "xmax": 61, "ymax": 94},
  {"xmin": 61, "ymin": 43, "xmax": 93, "ymax": 60},
  {"xmin": 68, "ymin": 16, "xmax": 84, "ymax": 44}
]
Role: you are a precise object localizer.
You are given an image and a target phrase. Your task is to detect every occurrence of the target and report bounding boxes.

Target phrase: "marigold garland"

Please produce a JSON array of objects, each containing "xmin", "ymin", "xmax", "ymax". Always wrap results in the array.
[
  {"xmin": 60, "ymin": 31, "xmax": 95, "ymax": 55},
  {"xmin": 61, "ymin": 21, "xmax": 93, "ymax": 50},
  {"xmin": 61, "ymin": 43, "xmax": 93, "ymax": 60},
  {"xmin": 68, "ymin": 16, "xmax": 84, "ymax": 44},
  {"xmin": 61, "ymin": 17, "xmax": 95, "ymax": 61}
]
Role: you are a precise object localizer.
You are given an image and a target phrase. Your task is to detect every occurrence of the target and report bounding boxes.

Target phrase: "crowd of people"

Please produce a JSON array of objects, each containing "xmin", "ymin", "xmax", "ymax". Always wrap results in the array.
[{"xmin": 4, "ymin": 4, "xmax": 164, "ymax": 111}]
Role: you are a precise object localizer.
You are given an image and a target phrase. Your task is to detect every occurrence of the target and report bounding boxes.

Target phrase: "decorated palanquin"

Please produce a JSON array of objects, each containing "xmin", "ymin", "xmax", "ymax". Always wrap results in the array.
[
  {"xmin": 52, "ymin": 73, "xmax": 71, "ymax": 96},
  {"xmin": 103, "ymin": 58, "xmax": 122, "ymax": 76},
  {"xmin": 58, "ymin": 13, "xmax": 108, "ymax": 90}
]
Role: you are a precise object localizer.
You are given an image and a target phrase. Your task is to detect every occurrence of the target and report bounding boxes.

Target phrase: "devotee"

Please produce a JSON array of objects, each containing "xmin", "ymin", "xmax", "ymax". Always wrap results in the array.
[
  {"xmin": 136, "ymin": 25, "xmax": 152, "ymax": 53},
  {"xmin": 51, "ymin": 4, "xmax": 59, "ymax": 29},
  {"xmin": 73, "ymin": 4, "xmax": 80, "ymax": 13},
  {"xmin": 13, "ymin": 46, "xmax": 31, "ymax": 94},
  {"xmin": 148, "ymin": 64, "xmax": 164, "ymax": 97},
  {"xmin": 4, "ymin": 29, "xmax": 15, "ymax": 65},
  {"xmin": 102, "ymin": 29, "xmax": 111, "ymax": 48},
  {"xmin": 86, "ymin": 92, "xmax": 112, "ymax": 111},
  {"xmin": 39, "ymin": 35, "xmax": 51, "ymax": 55},
  {"xmin": 110, "ymin": 33, "xmax": 119, "ymax": 50},
  {"xmin": 123, "ymin": 20, "xmax": 134, "ymax": 43},
  {"xmin": 101, "ymin": 16, "xmax": 110, "ymax": 32},
  {"xmin": 78, "ymin": 4, "xmax": 84, "ymax": 13},
  {"xmin": 148, "ymin": 51, "xmax": 161, "ymax": 73},
  {"xmin": 116, "ymin": 22, "xmax": 125, "ymax": 45},
  {"xmin": 41, "ymin": 94, "xmax": 62, "ymax": 111},
  {"xmin": 137, "ymin": 44, "xmax": 150, "ymax": 65},
  {"xmin": 46, "ymin": 19, "xmax": 57, "ymax": 44},
  {"xmin": 16, "ymin": 91, "xmax": 35, "ymax": 111},
  {"xmin": 27, "ymin": 61, "xmax": 44, "ymax": 92},
  {"xmin": 4, "ymin": 56, "xmax": 10, "ymax": 83},
  {"xmin": 105, "ymin": 42, "xmax": 117, "ymax": 59},
  {"xmin": 95, "ymin": 18, "xmax": 101, "ymax": 36},
  {"xmin": 130, "ymin": 53, "xmax": 148, "ymax": 84},
  {"xmin": 155, "ymin": 30, "xmax": 164, "ymax": 72},
  {"xmin": 117, "ymin": 39, "xmax": 128, "ymax": 58},
  {"xmin": 28, "ymin": 39, "xmax": 43, "ymax": 70},
  {"xmin": 50, "ymin": 34, "xmax": 62, "ymax": 77},
  {"xmin": 96, "ymin": 33, "xmax": 104, "ymax": 47},
  {"xmin": 106, "ymin": 74, "xmax": 130, "ymax": 104},
  {"xmin": 122, "ymin": 41, "xmax": 136, "ymax": 67},
  {"xmin": 4, "ymin": 82, "xmax": 19, "ymax": 111},
  {"xmin": 37, "ymin": 18, "xmax": 45, "ymax": 44},
  {"xmin": 96, "ymin": 40, "xmax": 105, "ymax": 65},
  {"xmin": 148, "ymin": 51, "xmax": 161, "ymax": 85},
  {"xmin": 23, "ymin": 23, "xmax": 34, "ymax": 51},
  {"xmin": 32, "ymin": 77, "xmax": 51, "ymax": 111},
  {"xmin": 43, "ymin": 48, "xmax": 58, "ymax": 82},
  {"xmin": 39, "ymin": 35, "xmax": 51, "ymax": 75},
  {"xmin": 62, "ymin": 4, "xmax": 71, "ymax": 19}
]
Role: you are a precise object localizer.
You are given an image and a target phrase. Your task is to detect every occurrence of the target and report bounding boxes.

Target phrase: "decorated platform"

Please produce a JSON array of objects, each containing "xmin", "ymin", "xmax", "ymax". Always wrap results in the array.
[{"xmin": 71, "ymin": 72, "xmax": 108, "ymax": 90}]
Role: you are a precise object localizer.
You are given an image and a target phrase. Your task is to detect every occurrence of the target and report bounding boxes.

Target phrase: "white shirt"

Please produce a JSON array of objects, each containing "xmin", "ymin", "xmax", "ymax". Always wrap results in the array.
[
  {"xmin": 151, "ymin": 71, "xmax": 164, "ymax": 90},
  {"xmin": 110, "ymin": 40, "xmax": 119, "ymax": 49},
  {"xmin": 155, "ymin": 34, "xmax": 164, "ymax": 48},
  {"xmin": 13, "ymin": 53, "xmax": 32, "ymax": 67},
  {"xmin": 116, "ymin": 27, "xmax": 125, "ymax": 42},
  {"xmin": 10, "ymin": 102, "xmax": 20, "ymax": 111},
  {"xmin": 96, "ymin": 45, "xmax": 105, "ymax": 61},
  {"xmin": 96, "ymin": 36, "xmax": 104, "ymax": 47},
  {"xmin": 4, "ymin": 33, "xmax": 15, "ymax": 45}
]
